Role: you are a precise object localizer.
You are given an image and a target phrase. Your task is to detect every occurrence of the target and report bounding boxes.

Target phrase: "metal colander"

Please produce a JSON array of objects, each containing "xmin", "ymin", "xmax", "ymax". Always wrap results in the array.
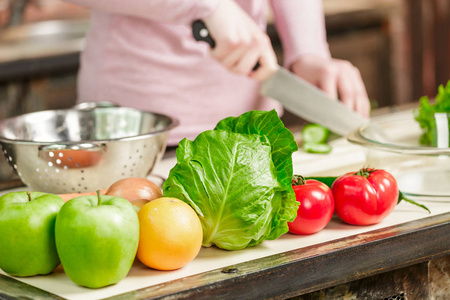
[{"xmin": 0, "ymin": 104, "xmax": 178, "ymax": 194}]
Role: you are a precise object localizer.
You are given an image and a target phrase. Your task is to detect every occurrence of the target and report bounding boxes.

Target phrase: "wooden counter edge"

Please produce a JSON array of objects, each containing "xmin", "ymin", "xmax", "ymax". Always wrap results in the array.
[{"xmin": 111, "ymin": 212, "xmax": 449, "ymax": 299}]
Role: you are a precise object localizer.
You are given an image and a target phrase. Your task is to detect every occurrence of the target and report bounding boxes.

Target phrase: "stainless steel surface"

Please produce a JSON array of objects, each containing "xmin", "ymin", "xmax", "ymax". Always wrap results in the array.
[
  {"xmin": 348, "ymin": 109, "xmax": 450, "ymax": 198},
  {"xmin": 0, "ymin": 19, "xmax": 89, "ymax": 43},
  {"xmin": 261, "ymin": 67, "xmax": 368, "ymax": 136},
  {"xmin": 0, "ymin": 105, "xmax": 178, "ymax": 194},
  {"xmin": 0, "ymin": 19, "xmax": 89, "ymax": 63}
]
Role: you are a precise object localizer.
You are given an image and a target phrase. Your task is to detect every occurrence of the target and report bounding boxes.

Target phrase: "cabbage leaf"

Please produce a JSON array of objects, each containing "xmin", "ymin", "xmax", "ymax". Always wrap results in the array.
[{"xmin": 163, "ymin": 110, "xmax": 298, "ymax": 250}]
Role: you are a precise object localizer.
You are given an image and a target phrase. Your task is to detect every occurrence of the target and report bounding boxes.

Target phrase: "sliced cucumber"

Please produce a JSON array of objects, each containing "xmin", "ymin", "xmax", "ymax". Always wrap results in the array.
[
  {"xmin": 302, "ymin": 142, "xmax": 332, "ymax": 154},
  {"xmin": 301, "ymin": 124, "xmax": 330, "ymax": 143}
]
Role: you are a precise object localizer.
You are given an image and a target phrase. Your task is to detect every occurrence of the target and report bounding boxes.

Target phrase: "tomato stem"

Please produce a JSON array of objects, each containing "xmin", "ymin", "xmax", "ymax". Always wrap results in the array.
[
  {"xmin": 292, "ymin": 175, "xmax": 306, "ymax": 186},
  {"xmin": 398, "ymin": 191, "xmax": 431, "ymax": 213},
  {"xmin": 355, "ymin": 167, "xmax": 376, "ymax": 178}
]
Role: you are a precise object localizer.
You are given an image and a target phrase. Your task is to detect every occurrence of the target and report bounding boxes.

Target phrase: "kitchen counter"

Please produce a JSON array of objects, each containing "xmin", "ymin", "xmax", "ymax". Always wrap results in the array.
[
  {"xmin": 0, "ymin": 137, "xmax": 449, "ymax": 299},
  {"xmin": 0, "ymin": 19, "xmax": 88, "ymax": 81}
]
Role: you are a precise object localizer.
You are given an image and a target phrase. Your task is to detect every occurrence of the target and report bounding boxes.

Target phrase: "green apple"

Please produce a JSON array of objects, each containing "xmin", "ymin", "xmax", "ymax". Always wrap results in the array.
[
  {"xmin": 0, "ymin": 191, "xmax": 64, "ymax": 277},
  {"xmin": 55, "ymin": 192, "xmax": 139, "ymax": 288}
]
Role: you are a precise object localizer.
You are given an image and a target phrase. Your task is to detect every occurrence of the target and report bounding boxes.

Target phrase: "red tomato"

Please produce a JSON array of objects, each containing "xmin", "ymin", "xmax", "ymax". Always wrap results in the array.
[
  {"xmin": 331, "ymin": 168, "xmax": 399, "ymax": 225},
  {"xmin": 288, "ymin": 177, "xmax": 335, "ymax": 235}
]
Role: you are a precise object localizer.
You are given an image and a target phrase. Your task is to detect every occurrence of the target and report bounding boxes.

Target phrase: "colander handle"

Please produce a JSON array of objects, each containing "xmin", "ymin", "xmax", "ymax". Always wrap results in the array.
[{"xmin": 73, "ymin": 102, "xmax": 119, "ymax": 110}]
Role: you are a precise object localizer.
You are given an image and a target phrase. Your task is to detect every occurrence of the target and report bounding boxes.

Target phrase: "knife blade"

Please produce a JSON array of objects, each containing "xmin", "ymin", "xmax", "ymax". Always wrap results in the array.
[
  {"xmin": 192, "ymin": 20, "xmax": 368, "ymax": 136},
  {"xmin": 260, "ymin": 67, "xmax": 368, "ymax": 136}
]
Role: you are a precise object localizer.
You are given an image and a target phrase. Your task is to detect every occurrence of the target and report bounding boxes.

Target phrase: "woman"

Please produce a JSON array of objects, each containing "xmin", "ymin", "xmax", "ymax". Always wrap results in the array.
[{"xmin": 64, "ymin": 0, "xmax": 370, "ymax": 145}]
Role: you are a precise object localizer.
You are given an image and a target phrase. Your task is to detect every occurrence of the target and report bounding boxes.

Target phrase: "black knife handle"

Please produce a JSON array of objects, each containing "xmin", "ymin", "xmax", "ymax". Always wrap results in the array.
[
  {"xmin": 192, "ymin": 20, "xmax": 216, "ymax": 48},
  {"xmin": 191, "ymin": 20, "xmax": 260, "ymax": 71}
]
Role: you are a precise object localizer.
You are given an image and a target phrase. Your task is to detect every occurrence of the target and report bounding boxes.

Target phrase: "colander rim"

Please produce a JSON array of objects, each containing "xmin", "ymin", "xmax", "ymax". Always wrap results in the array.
[{"xmin": 0, "ymin": 107, "xmax": 179, "ymax": 145}]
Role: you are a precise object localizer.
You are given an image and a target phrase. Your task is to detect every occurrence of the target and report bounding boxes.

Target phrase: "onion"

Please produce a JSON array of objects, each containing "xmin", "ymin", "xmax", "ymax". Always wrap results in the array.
[
  {"xmin": 130, "ymin": 199, "xmax": 152, "ymax": 212},
  {"xmin": 105, "ymin": 177, "xmax": 163, "ymax": 203}
]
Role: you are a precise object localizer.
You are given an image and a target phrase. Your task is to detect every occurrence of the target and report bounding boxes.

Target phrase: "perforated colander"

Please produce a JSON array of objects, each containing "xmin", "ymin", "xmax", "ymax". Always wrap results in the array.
[{"xmin": 0, "ymin": 103, "xmax": 178, "ymax": 194}]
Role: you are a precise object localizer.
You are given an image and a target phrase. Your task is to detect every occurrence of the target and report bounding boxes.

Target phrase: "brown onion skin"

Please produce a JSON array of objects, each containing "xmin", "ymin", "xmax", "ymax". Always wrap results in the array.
[
  {"xmin": 131, "ymin": 199, "xmax": 151, "ymax": 209},
  {"xmin": 105, "ymin": 177, "xmax": 163, "ymax": 202}
]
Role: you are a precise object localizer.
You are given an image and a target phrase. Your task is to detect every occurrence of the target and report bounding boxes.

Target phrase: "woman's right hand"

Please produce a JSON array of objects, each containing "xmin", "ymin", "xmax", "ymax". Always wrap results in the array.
[{"xmin": 203, "ymin": 0, "xmax": 278, "ymax": 81}]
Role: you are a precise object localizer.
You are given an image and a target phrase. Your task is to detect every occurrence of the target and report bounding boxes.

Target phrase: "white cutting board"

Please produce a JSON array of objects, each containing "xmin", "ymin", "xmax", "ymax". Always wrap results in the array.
[{"xmin": 1, "ymin": 138, "xmax": 448, "ymax": 300}]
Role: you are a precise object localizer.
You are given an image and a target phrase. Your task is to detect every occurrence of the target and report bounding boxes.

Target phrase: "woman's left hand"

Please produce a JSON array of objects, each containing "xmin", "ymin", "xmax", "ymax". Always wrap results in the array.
[{"xmin": 291, "ymin": 54, "xmax": 371, "ymax": 118}]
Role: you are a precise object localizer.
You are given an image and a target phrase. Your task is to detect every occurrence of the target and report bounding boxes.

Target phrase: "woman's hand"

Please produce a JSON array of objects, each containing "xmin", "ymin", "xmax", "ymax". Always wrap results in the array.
[
  {"xmin": 291, "ymin": 54, "xmax": 371, "ymax": 118},
  {"xmin": 203, "ymin": 0, "xmax": 278, "ymax": 81}
]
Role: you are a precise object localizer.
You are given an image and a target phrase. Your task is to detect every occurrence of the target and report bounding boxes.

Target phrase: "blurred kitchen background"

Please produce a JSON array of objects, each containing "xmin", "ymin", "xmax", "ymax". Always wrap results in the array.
[
  {"xmin": 0, "ymin": 0, "xmax": 448, "ymax": 185},
  {"xmin": 0, "ymin": 0, "xmax": 449, "ymax": 119}
]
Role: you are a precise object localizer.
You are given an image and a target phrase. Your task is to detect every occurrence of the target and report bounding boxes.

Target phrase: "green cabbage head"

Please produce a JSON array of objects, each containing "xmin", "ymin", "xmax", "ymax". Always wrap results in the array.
[{"xmin": 163, "ymin": 110, "xmax": 298, "ymax": 250}]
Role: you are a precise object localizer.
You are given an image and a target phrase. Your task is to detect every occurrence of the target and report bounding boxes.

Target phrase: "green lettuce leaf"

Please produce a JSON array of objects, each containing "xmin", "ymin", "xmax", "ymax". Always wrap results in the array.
[
  {"xmin": 414, "ymin": 80, "xmax": 450, "ymax": 146},
  {"xmin": 163, "ymin": 110, "xmax": 299, "ymax": 250}
]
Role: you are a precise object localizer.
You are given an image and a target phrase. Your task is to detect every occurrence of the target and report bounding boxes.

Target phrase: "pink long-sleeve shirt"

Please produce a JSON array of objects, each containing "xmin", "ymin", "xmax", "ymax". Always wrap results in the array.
[{"xmin": 65, "ymin": 0, "xmax": 330, "ymax": 145}]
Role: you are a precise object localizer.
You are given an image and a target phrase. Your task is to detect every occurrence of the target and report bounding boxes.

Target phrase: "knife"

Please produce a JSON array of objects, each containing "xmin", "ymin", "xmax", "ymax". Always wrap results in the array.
[{"xmin": 192, "ymin": 20, "xmax": 368, "ymax": 136}]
